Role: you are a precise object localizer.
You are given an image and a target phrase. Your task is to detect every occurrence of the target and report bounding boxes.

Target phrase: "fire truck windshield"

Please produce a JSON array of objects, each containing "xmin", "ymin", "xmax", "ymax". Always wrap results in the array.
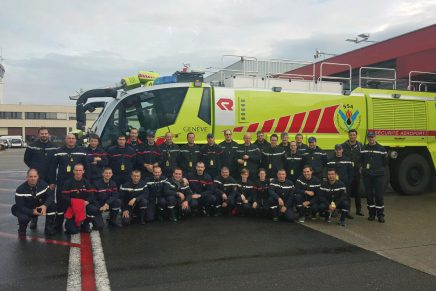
[{"xmin": 100, "ymin": 87, "xmax": 188, "ymax": 147}]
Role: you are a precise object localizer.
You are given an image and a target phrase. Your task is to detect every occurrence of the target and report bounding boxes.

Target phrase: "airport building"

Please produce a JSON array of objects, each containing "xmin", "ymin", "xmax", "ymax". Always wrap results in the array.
[{"xmin": 0, "ymin": 103, "xmax": 98, "ymax": 143}]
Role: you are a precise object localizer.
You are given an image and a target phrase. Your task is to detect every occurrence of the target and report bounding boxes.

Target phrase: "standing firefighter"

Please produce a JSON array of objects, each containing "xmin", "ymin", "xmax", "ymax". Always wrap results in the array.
[
  {"xmin": 261, "ymin": 134, "xmax": 286, "ymax": 178},
  {"xmin": 160, "ymin": 132, "xmax": 180, "ymax": 177},
  {"xmin": 285, "ymin": 141, "xmax": 303, "ymax": 184},
  {"xmin": 302, "ymin": 137, "xmax": 328, "ymax": 181},
  {"xmin": 11, "ymin": 169, "xmax": 56, "ymax": 236},
  {"xmin": 137, "ymin": 130, "xmax": 161, "ymax": 178},
  {"xmin": 24, "ymin": 127, "xmax": 58, "ymax": 183},
  {"xmin": 200, "ymin": 133, "xmax": 222, "ymax": 178},
  {"xmin": 179, "ymin": 132, "xmax": 200, "ymax": 175},
  {"xmin": 107, "ymin": 134, "xmax": 137, "ymax": 187},
  {"xmin": 236, "ymin": 133, "xmax": 261, "ymax": 177},
  {"xmin": 361, "ymin": 132, "xmax": 388, "ymax": 223},
  {"xmin": 342, "ymin": 129, "xmax": 364, "ymax": 216},
  {"xmin": 219, "ymin": 130, "xmax": 239, "ymax": 179},
  {"xmin": 85, "ymin": 133, "xmax": 108, "ymax": 184}
]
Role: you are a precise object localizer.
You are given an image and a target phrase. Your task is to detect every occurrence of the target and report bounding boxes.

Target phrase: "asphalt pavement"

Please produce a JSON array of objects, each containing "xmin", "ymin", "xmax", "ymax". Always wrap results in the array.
[{"xmin": 1, "ymin": 148, "xmax": 436, "ymax": 290}]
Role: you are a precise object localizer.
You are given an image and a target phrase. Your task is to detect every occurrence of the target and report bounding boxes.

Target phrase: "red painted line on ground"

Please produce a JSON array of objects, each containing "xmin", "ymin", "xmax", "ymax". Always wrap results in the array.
[
  {"xmin": 0, "ymin": 231, "xmax": 81, "ymax": 248},
  {"xmin": 81, "ymin": 232, "xmax": 96, "ymax": 291}
]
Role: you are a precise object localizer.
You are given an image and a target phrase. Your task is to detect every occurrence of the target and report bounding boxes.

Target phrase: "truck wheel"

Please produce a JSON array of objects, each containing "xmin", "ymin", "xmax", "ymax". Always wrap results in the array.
[
  {"xmin": 389, "ymin": 160, "xmax": 402, "ymax": 194},
  {"xmin": 397, "ymin": 154, "xmax": 431, "ymax": 195}
]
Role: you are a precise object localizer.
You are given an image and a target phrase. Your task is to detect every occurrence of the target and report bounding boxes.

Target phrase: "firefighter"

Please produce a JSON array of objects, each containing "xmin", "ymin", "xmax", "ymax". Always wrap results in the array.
[
  {"xmin": 144, "ymin": 166, "xmax": 167, "ymax": 222},
  {"xmin": 236, "ymin": 133, "xmax": 261, "ymax": 177},
  {"xmin": 163, "ymin": 168, "xmax": 193, "ymax": 220},
  {"xmin": 126, "ymin": 128, "xmax": 143, "ymax": 152},
  {"xmin": 62, "ymin": 163, "xmax": 98, "ymax": 234},
  {"xmin": 319, "ymin": 168, "xmax": 350, "ymax": 226},
  {"xmin": 219, "ymin": 129, "xmax": 239, "ymax": 179},
  {"xmin": 160, "ymin": 132, "xmax": 180, "ymax": 177},
  {"xmin": 253, "ymin": 168, "xmax": 270, "ymax": 217},
  {"xmin": 93, "ymin": 167, "xmax": 122, "ymax": 228},
  {"xmin": 179, "ymin": 132, "xmax": 200, "ymax": 175},
  {"xmin": 200, "ymin": 133, "xmax": 223, "ymax": 178},
  {"xmin": 49, "ymin": 133, "xmax": 88, "ymax": 231},
  {"xmin": 11, "ymin": 169, "xmax": 56, "ymax": 237},
  {"xmin": 213, "ymin": 166, "xmax": 239, "ymax": 215},
  {"xmin": 254, "ymin": 131, "xmax": 270, "ymax": 166},
  {"xmin": 279, "ymin": 132, "xmax": 291, "ymax": 155},
  {"xmin": 285, "ymin": 141, "xmax": 303, "ymax": 184},
  {"xmin": 361, "ymin": 132, "xmax": 388, "ymax": 223},
  {"xmin": 295, "ymin": 133, "xmax": 309, "ymax": 155},
  {"xmin": 186, "ymin": 161, "xmax": 216, "ymax": 216},
  {"xmin": 235, "ymin": 168, "xmax": 255, "ymax": 216},
  {"xmin": 107, "ymin": 134, "xmax": 137, "ymax": 187},
  {"xmin": 268, "ymin": 169, "xmax": 295, "ymax": 222},
  {"xmin": 327, "ymin": 144, "xmax": 354, "ymax": 219},
  {"xmin": 261, "ymin": 134, "xmax": 286, "ymax": 178},
  {"xmin": 302, "ymin": 137, "xmax": 328, "ymax": 181},
  {"xmin": 342, "ymin": 129, "xmax": 364, "ymax": 216},
  {"xmin": 120, "ymin": 170, "xmax": 149, "ymax": 225},
  {"xmin": 24, "ymin": 127, "xmax": 58, "ymax": 183},
  {"xmin": 137, "ymin": 130, "xmax": 161, "ymax": 178},
  {"xmin": 86, "ymin": 133, "xmax": 108, "ymax": 184},
  {"xmin": 295, "ymin": 165, "xmax": 321, "ymax": 222}
]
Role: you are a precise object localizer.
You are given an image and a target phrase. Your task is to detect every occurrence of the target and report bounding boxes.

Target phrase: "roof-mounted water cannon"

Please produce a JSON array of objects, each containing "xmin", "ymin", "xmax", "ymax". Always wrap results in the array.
[{"xmin": 120, "ymin": 71, "xmax": 160, "ymax": 90}]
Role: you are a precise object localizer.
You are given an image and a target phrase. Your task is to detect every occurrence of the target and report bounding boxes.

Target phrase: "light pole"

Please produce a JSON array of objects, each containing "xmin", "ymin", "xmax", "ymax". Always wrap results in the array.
[{"xmin": 314, "ymin": 49, "xmax": 337, "ymax": 60}]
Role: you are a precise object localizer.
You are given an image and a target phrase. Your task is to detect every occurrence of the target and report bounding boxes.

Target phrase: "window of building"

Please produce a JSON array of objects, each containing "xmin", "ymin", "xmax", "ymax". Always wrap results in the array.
[
  {"xmin": 0, "ymin": 112, "xmax": 22, "ymax": 119},
  {"xmin": 25, "ymin": 112, "xmax": 62, "ymax": 120}
]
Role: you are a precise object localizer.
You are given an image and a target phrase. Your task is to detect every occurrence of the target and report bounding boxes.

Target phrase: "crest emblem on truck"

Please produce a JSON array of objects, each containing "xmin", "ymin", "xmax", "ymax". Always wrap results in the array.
[{"xmin": 337, "ymin": 104, "xmax": 361, "ymax": 132}]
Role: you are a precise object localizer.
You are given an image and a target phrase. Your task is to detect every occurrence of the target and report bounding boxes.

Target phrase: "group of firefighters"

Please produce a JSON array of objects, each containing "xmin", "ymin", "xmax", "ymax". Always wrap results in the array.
[{"xmin": 11, "ymin": 126, "xmax": 388, "ymax": 236}]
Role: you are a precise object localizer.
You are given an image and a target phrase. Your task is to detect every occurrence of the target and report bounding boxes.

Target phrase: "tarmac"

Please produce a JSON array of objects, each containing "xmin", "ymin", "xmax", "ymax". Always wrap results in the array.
[{"xmin": 1, "ymin": 148, "xmax": 436, "ymax": 290}]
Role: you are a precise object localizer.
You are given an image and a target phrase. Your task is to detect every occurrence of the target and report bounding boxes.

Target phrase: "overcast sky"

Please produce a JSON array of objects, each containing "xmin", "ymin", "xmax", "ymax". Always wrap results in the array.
[{"xmin": 1, "ymin": 0, "xmax": 435, "ymax": 105}]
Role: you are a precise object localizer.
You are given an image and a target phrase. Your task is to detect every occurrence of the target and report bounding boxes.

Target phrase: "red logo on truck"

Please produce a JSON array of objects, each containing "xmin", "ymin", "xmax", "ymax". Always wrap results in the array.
[{"xmin": 217, "ymin": 98, "xmax": 234, "ymax": 111}]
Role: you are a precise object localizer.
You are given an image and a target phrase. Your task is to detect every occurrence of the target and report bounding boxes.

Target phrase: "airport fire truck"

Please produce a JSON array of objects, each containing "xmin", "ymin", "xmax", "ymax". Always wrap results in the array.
[{"xmin": 71, "ymin": 57, "xmax": 436, "ymax": 195}]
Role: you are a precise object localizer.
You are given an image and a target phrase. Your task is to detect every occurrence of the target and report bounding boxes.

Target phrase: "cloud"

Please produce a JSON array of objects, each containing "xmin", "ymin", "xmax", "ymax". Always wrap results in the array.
[{"xmin": 1, "ymin": 0, "xmax": 435, "ymax": 104}]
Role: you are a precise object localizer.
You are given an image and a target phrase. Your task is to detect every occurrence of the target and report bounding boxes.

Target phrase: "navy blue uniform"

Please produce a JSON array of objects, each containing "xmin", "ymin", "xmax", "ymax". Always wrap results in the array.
[
  {"xmin": 285, "ymin": 151, "xmax": 303, "ymax": 183},
  {"xmin": 213, "ymin": 176, "xmax": 239, "ymax": 212},
  {"xmin": 295, "ymin": 175, "xmax": 322, "ymax": 219},
  {"xmin": 342, "ymin": 140, "xmax": 364, "ymax": 212},
  {"xmin": 186, "ymin": 172, "xmax": 215, "ymax": 215},
  {"xmin": 199, "ymin": 144, "xmax": 223, "ymax": 178},
  {"xmin": 61, "ymin": 178, "xmax": 98, "ymax": 234},
  {"xmin": 326, "ymin": 155, "xmax": 354, "ymax": 189},
  {"xmin": 268, "ymin": 178, "xmax": 295, "ymax": 221},
  {"xmin": 319, "ymin": 180, "xmax": 350, "ymax": 223},
  {"xmin": 163, "ymin": 178, "xmax": 193, "ymax": 217},
  {"xmin": 86, "ymin": 146, "xmax": 108, "ymax": 183},
  {"xmin": 107, "ymin": 145, "xmax": 136, "ymax": 187},
  {"xmin": 296, "ymin": 142, "xmax": 309, "ymax": 155},
  {"xmin": 11, "ymin": 180, "xmax": 56, "ymax": 235},
  {"xmin": 137, "ymin": 142, "xmax": 162, "ymax": 178},
  {"xmin": 236, "ymin": 180, "xmax": 256, "ymax": 215},
  {"xmin": 179, "ymin": 144, "xmax": 200, "ymax": 175},
  {"xmin": 160, "ymin": 143, "xmax": 180, "ymax": 177},
  {"xmin": 93, "ymin": 178, "xmax": 121, "ymax": 228},
  {"xmin": 219, "ymin": 140, "xmax": 239, "ymax": 178},
  {"xmin": 24, "ymin": 139, "xmax": 58, "ymax": 182},
  {"xmin": 254, "ymin": 179, "xmax": 270, "ymax": 215},
  {"xmin": 120, "ymin": 179, "xmax": 149, "ymax": 225},
  {"xmin": 144, "ymin": 176, "xmax": 167, "ymax": 222},
  {"xmin": 361, "ymin": 142, "xmax": 388, "ymax": 219},
  {"xmin": 302, "ymin": 146, "xmax": 328, "ymax": 180},
  {"xmin": 261, "ymin": 145, "xmax": 286, "ymax": 178},
  {"xmin": 236, "ymin": 144, "xmax": 261, "ymax": 177}
]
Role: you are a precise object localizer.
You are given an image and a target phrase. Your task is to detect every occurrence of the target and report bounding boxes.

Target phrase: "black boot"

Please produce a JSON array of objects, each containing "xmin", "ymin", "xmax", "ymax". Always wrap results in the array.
[
  {"xmin": 44, "ymin": 215, "xmax": 56, "ymax": 236},
  {"xmin": 55, "ymin": 215, "xmax": 64, "ymax": 231},
  {"xmin": 367, "ymin": 207, "xmax": 376, "ymax": 221},
  {"xmin": 339, "ymin": 211, "xmax": 346, "ymax": 226},
  {"xmin": 29, "ymin": 216, "xmax": 38, "ymax": 230},
  {"xmin": 18, "ymin": 222, "xmax": 28, "ymax": 237},
  {"xmin": 272, "ymin": 208, "xmax": 279, "ymax": 222},
  {"xmin": 168, "ymin": 208, "xmax": 178, "ymax": 222},
  {"xmin": 139, "ymin": 209, "xmax": 146, "ymax": 225},
  {"xmin": 356, "ymin": 208, "xmax": 364, "ymax": 216},
  {"xmin": 108, "ymin": 210, "xmax": 120, "ymax": 227}
]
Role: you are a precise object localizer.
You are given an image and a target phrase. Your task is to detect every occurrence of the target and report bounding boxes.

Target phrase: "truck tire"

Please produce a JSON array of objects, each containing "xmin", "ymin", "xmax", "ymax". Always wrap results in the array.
[
  {"xmin": 389, "ymin": 159, "xmax": 402, "ymax": 193},
  {"xmin": 397, "ymin": 154, "xmax": 431, "ymax": 195}
]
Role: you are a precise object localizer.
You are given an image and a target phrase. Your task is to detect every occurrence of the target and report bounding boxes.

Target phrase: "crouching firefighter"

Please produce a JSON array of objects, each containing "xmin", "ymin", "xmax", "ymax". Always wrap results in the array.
[
  {"xmin": 213, "ymin": 166, "xmax": 239, "ymax": 215},
  {"xmin": 120, "ymin": 170, "xmax": 149, "ymax": 225},
  {"xmin": 268, "ymin": 169, "xmax": 295, "ymax": 222},
  {"xmin": 319, "ymin": 168, "xmax": 350, "ymax": 226},
  {"xmin": 144, "ymin": 166, "xmax": 167, "ymax": 222},
  {"xmin": 11, "ymin": 169, "xmax": 56, "ymax": 236},
  {"xmin": 295, "ymin": 165, "xmax": 321, "ymax": 222},
  {"xmin": 163, "ymin": 168, "xmax": 193, "ymax": 221},
  {"xmin": 62, "ymin": 164, "xmax": 98, "ymax": 234},
  {"xmin": 93, "ymin": 167, "xmax": 122, "ymax": 228}
]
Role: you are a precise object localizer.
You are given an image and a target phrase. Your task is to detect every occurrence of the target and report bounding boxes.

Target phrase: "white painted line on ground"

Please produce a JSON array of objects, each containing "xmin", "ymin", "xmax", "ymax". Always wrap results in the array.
[
  {"xmin": 0, "ymin": 170, "xmax": 27, "ymax": 173},
  {"xmin": 91, "ymin": 231, "xmax": 112, "ymax": 291},
  {"xmin": 67, "ymin": 234, "xmax": 82, "ymax": 291}
]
